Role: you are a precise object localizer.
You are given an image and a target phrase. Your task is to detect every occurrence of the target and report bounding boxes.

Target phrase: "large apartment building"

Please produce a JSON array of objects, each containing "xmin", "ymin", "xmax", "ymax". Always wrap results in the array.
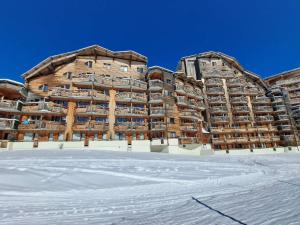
[{"xmin": 0, "ymin": 45, "xmax": 299, "ymax": 151}]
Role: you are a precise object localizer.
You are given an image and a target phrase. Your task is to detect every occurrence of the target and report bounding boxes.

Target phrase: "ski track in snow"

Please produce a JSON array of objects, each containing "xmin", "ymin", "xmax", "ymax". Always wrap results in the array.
[{"xmin": 0, "ymin": 150, "xmax": 299, "ymax": 225}]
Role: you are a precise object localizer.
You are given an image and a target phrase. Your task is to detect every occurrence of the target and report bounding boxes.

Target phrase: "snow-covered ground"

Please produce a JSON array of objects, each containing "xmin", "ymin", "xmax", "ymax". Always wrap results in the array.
[{"xmin": 0, "ymin": 150, "xmax": 300, "ymax": 225}]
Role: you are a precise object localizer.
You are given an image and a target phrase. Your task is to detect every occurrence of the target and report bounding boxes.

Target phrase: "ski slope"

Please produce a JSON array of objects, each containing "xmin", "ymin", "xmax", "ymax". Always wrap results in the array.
[{"xmin": 0, "ymin": 150, "xmax": 299, "ymax": 225}]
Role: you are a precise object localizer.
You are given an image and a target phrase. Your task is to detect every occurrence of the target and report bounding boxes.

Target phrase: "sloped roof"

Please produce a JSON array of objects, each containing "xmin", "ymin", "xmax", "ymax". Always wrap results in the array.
[
  {"xmin": 148, "ymin": 65, "xmax": 174, "ymax": 73},
  {"xmin": 22, "ymin": 45, "xmax": 148, "ymax": 79},
  {"xmin": 181, "ymin": 51, "xmax": 268, "ymax": 90},
  {"xmin": 265, "ymin": 67, "xmax": 300, "ymax": 83},
  {"xmin": 0, "ymin": 79, "xmax": 24, "ymax": 87}
]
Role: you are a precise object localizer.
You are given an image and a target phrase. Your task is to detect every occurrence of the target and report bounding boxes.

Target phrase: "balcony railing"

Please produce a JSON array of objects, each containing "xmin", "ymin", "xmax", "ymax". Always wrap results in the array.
[
  {"xmin": 150, "ymin": 122, "xmax": 166, "ymax": 131},
  {"xmin": 50, "ymin": 88, "xmax": 108, "ymax": 101},
  {"xmin": 115, "ymin": 107, "xmax": 147, "ymax": 117},
  {"xmin": 179, "ymin": 110, "xmax": 201, "ymax": 120},
  {"xmin": 210, "ymin": 106, "xmax": 227, "ymax": 113},
  {"xmin": 230, "ymin": 96, "xmax": 248, "ymax": 104},
  {"xmin": 205, "ymin": 78, "xmax": 222, "ymax": 86},
  {"xmin": 73, "ymin": 122, "xmax": 108, "ymax": 130},
  {"xmin": 226, "ymin": 78, "xmax": 245, "ymax": 87},
  {"xmin": 150, "ymin": 107, "xmax": 165, "ymax": 116},
  {"xmin": 0, "ymin": 100, "xmax": 21, "ymax": 112},
  {"xmin": 149, "ymin": 93, "xmax": 163, "ymax": 103},
  {"xmin": 253, "ymin": 106, "xmax": 273, "ymax": 113},
  {"xmin": 0, "ymin": 118, "xmax": 18, "ymax": 130},
  {"xmin": 211, "ymin": 116, "xmax": 229, "ymax": 123},
  {"xmin": 228, "ymin": 87, "xmax": 244, "ymax": 95},
  {"xmin": 115, "ymin": 122, "xmax": 147, "ymax": 131},
  {"xmin": 232, "ymin": 106, "xmax": 249, "ymax": 113},
  {"xmin": 278, "ymin": 125, "xmax": 292, "ymax": 131},
  {"xmin": 175, "ymin": 84, "xmax": 185, "ymax": 94},
  {"xmin": 233, "ymin": 116, "xmax": 251, "ymax": 122},
  {"xmin": 180, "ymin": 123, "xmax": 198, "ymax": 132},
  {"xmin": 179, "ymin": 137, "xmax": 198, "ymax": 144},
  {"xmin": 277, "ymin": 115, "xmax": 289, "ymax": 121},
  {"xmin": 149, "ymin": 79, "xmax": 163, "ymax": 91},
  {"xmin": 208, "ymin": 96, "xmax": 226, "ymax": 104},
  {"xmin": 184, "ymin": 85, "xmax": 195, "ymax": 97},
  {"xmin": 22, "ymin": 102, "xmax": 67, "ymax": 114},
  {"xmin": 76, "ymin": 105, "xmax": 108, "ymax": 115},
  {"xmin": 274, "ymin": 105, "xmax": 286, "ymax": 112},
  {"xmin": 72, "ymin": 73, "xmax": 113, "ymax": 88},
  {"xmin": 18, "ymin": 121, "xmax": 65, "ymax": 130},
  {"xmin": 177, "ymin": 96, "xmax": 188, "ymax": 105},
  {"xmin": 252, "ymin": 97, "xmax": 271, "ymax": 104},
  {"xmin": 255, "ymin": 115, "xmax": 274, "ymax": 122},
  {"xmin": 206, "ymin": 87, "xmax": 224, "ymax": 95}
]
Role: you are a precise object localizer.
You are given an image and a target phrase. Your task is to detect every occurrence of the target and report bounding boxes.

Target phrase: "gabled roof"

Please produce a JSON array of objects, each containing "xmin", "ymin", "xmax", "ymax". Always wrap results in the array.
[
  {"xmin": 265, "ymin": 67, "xmax": 300, "ymax": 83},
  {"xmin": 181, "ymin": 51, "xmax": 268, "ymax": 90},
  {"xmin": 0, "ymin": 79, "xmax": 24, "ymax": 87},
  {"xmin": 22, "ymin": 45, "xmax": 148, "ymax": 80},
  {"xmin": 148, "ymin": 65, "xmax": 174, "ymax": 73}
]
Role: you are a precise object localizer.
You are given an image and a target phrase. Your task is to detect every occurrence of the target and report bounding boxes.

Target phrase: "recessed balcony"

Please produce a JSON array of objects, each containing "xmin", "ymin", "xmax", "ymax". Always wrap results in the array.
[{"xmin": 0, "ymin": 100, "xmax": 21, "ymax": 113}]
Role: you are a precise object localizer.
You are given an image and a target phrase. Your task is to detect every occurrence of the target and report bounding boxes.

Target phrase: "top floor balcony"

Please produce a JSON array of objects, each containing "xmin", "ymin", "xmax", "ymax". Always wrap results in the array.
[
  {"xmin": 0, "ymin": 100, "xmax": 21, "ymax": 113},
  {"xmin": 22, "ymin": 102, "xmax": 67, "ymax": 114},
  {"xmin": 149, "ymin": 79, "xmax": 164, "ymax": 91}
]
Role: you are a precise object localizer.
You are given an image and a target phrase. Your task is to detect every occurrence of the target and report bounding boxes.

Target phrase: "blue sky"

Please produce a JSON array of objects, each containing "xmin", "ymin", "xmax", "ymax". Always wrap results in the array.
[{"xmin": 0, "ymin": 0, "xmax": 299, "ymax": 82}]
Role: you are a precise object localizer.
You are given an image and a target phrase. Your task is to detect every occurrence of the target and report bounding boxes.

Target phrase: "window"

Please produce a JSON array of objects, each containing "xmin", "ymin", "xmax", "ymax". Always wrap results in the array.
[
  {"xmin": 103, "ymin": 63, "xmax": 111, "ymax": 69},
  {"xmin": 64, "ymin": 72, "xmax": 72, "ymax": 80},
  {"xmin": 120, "ymin": 65, "xmax": 128, "ymax": 72},
  {"xmin": 38, "ymin": 84, "xmax": 48, "ymax": 92},
  {"xmin": 76, "ymin": 117, "xmax": 89, "ymax": 123},
  {"xmin": 137, "ymin": 67, "xmax": 144, "ymax": 73},
  {"xmin": 85, "ymin": 61, "xmax": 93, "ymax": 68},
  {"xmin": 170, "ymin": 118, "xmax": 175, "ymax": 124},
  {"xmin": 212, "ymin": 62, "xmax": 216, "ymax": 66},
  {"xmin": 202, "ymin": 62, "xmax": 206, "ymax": 66},
  {"xmin": 170, "ymin": 132, "xmax": 176, "ymax": 138},
  {"xmin": 187, "ymin": 60, "xmax": 196, "ymax": 76},
  {"xmin": 166, "ymin": 79, "xmax": 172, "ymax": 84}
]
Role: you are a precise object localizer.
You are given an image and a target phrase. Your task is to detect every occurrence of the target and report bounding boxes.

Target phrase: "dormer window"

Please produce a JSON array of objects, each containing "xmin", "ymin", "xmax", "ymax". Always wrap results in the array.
[
  {"xmin": 64, "ymin": 72, "xmax": 72, "ymax": 80},
  {"xmin": 38, "ymin": 84, "xmax": 48, "ymax": 92},
  {"xmin": 120, "ymin": 65, "xmax": 128, "ymax": 72},
  {"xmin": 85, "ymin": 61, "xmax": 93, "ymax": 68}
]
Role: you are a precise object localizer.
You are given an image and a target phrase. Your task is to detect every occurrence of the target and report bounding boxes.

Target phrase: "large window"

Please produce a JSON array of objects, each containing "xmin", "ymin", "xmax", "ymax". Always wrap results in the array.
[
  {"xmin": 187, "ymin": 60, "xmax": 196, "ymax": 76},
  {"xmin": 38, "ymin": 84, "xmax": 48, "ymax": 92}
]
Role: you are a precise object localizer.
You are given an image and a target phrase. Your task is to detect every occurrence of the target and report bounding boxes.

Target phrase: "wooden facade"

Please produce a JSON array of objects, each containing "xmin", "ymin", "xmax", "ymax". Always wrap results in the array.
[{"xmin": 0, "ymin": 45, "xmax": 299, "ymax": 150}]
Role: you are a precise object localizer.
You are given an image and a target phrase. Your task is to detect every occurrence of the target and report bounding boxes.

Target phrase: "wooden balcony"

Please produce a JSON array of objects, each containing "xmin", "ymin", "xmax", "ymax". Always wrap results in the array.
[
  {"xmin": 232, "ymin": 106, "xmax": 249, "ymax": 113},
  {"xmin": 179, "ymin": 110, "xmax": 201, "ymax": 120},
  {"xmin": 175, "ymin": 84, "xmax": 186, "ymax": 94},
  {"xmin": 148, "ymin": 79, "xmax": 163, "ymax": 91},
  {"xmin": 253, "ymin": 106, "xmax": 273, "ymax": 114},
  {"xmin": 228, "ymin": 87, "xmax": 245, "ymax": 96},
  {"xmin": 73, "ymin": 122, "xmax": 109, "ymax": 131},
  {"xmin": 205, "ymin": 78, "xmax": 222, "ymax": 87},
  {"xmin": 18, "ymin": 121, "xmax": 65, "ymax": 131},
  {"xmin": 22, "ymin": 102, "xmax": 67, "ymax": 114},
  {"xmin": 211, "ymin": 116, "xmax": 229, "ymax": 123},
  {"xmin": 180, "ymin": 123, "xmax": 198, "ymax": 132},
  {"xmin": 184, "ymin": 85, "xmax": 195, "ymax": 97},
  {"xmin": 115, "ymin": 107, "xmax": 147, "ymax": 117},
  {"xmin": 233, "ymin": 116, "xmax": 251, "ymax": 123},
  {"xmin": 149, "ymin": 93, "xmax": 163, "ymax": 103},
  {"xmin": 179, "ymin": 137, "xmax": 198, "ymax": 144},
  {"xmin": 276, "ymin": 115, "xmax": 289, "ymax": 121},
  {"xmin": 252, "ymin": 97, "xmax": 271, "ymax": 105},
  {"xmin": 274, "ymin": 105, "xmax": 286, "ymax": 112},
  {"xmin": 75, "ymin": 106, "xmax": 108, "ymax": 116},
  {"xmin": 150, "ymin": 107, "xmax": 165, "ymax": 117},
  {"xmin": 115, "ymin": 122, "xmax": 147, "ymax": 132},
  {"xmin": 230, "ymin": 96, "xmax": 248, "ymax": 104},
  {"xmin": 0, "ymin": 100, "xmax": 21, "ymax": 113},
  {"xmin": 210, "ymin": 106, "xmax": 227, "ymax": 114},
  {"xmin": 0, "ymin": 118, "xmax": 18, "ymax": 130},
  {"xmin": 50, "ymin": 88, "xmax": 108, "ymax": 101},
  {"xmin": 206, "ymin": 87, "xmax": 224, "ymax": 95},
  {"xmin": 278, "ymin": 125, "xmax": 292, "ymax": 131},
  {"xmin": 226, "ymin": 78, "xmax": 245, "ymax": 87},
  {"xmin": 72, "ymin": 73, "xmax": 113, "ymax": 88},
  {"xmin": 208, "ymin": 96, "xmax": 226, "ymax": 104},
  {"xmin": 177, "ymin": 96, "xmax": 188, "ymax": 106},
  {"xmin": 150, "ymin": 122, "xmax": 166, "ymax": 131},
  {"xmin": 255, "ymin": 115, "xmax": 274, "ymax": 123}
]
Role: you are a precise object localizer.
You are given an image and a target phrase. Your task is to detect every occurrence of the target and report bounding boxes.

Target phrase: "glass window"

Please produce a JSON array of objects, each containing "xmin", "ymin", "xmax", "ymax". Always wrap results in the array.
[
  {"xmin": 103, "ymin": 63, "xmax": 111, "ymax": 69},
  {"xmin": 137, "ymin": 67, "xmax": 144, "ymax": 73},
  {"xmin": 120, "ymin": 65, "xmax": 128, "ymax": 72},
  {"xmin": 85, "ymin": 61, "xmax": 93, "ymax": 68}
]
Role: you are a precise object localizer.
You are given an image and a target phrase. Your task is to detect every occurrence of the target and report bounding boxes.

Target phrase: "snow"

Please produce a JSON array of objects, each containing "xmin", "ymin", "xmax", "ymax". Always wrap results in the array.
[{"xmin": 0, "ymin": 150, "xmax": 300, "ymax": 225}]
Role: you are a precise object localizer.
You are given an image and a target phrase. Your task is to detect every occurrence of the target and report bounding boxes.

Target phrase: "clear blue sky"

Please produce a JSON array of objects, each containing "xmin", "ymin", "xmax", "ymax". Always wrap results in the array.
[{"xmin": 0, "ymin": 0, "xmax": 299, "ymax": 82}]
